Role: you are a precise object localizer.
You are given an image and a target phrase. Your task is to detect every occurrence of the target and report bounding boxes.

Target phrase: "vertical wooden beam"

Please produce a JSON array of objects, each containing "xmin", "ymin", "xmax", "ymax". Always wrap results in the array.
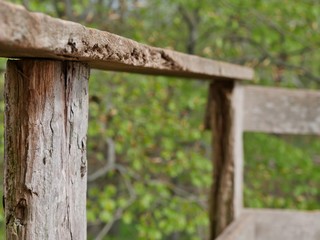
[
  {"xmin": 4, "ymin": 60, "xmax": 89, "ymax": 239},
  {"xmin": 233, "ymin": 84, "xmax": 244, "ymax": 220},
  {"xmin": 208, "ymin": 81, "xmax": 244, "ymax": 239}
]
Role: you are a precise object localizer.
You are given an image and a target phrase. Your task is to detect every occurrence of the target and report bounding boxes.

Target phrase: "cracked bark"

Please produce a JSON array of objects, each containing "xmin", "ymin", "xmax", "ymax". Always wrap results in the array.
[{"xmin": 4, "ymin": 60, "xmax": 89, "ymax": 240}]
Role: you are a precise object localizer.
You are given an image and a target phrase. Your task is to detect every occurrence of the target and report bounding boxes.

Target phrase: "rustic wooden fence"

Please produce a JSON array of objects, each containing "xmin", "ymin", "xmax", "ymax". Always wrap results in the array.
[
  {"xmin": 213, "ymin": 86, "xmax": 320, "ymax": 240},
  {"xmin": 0, "ymin": 2, "xmax": 319, "ymax": 240}
]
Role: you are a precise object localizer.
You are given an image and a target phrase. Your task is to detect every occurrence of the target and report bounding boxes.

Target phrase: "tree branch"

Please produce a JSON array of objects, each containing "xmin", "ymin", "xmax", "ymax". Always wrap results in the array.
[
  {"xmin": 88, "ymin": 137, "xmax": 116, "ymax": 182},
  {"xmin": 178, "ymin": 5, "xmax": 200, "ymax": 54},
  {"xmin": 149, "ymin": 179, "xmax": 207, "ymax": 210},
  {"xmin": 94, "ymin": 165, "xmax": 136, "ymax": 240}
]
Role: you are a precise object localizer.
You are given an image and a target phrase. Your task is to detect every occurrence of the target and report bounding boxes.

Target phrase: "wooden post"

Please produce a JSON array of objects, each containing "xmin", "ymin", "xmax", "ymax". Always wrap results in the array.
[
  {"xmin": 4, "ymin": 60, "xmax": 89, "ymax": 239},
  {"xmin": 208, "ymin": 81, "xmax": 244, "ymax": 239}
]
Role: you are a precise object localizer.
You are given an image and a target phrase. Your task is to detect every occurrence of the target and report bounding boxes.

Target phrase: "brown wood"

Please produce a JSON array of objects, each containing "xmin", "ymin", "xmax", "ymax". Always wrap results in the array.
[
  {"xmin": 4, "ymin": 60, "xmax": 89, "ymax": 239},
  {"xmin": 209, "ymin": 81, "xmax": 244, "ymax": 239},
  {"xmin": 0, "ymin": 1, "xmax": 254, "ymax": 81},
  {"xmin": 243, "ymin": 86, "xmax": 320, "ymax": 134}
]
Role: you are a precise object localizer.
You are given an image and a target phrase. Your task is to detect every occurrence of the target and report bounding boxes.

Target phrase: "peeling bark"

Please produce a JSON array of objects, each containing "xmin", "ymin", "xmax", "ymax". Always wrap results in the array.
[{"xmin": 4, "ymin": 60, "xmax": 89, "ymax": 240}]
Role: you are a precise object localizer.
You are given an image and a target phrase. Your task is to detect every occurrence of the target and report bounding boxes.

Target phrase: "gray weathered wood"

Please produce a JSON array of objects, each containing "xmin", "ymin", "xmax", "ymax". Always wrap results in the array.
[
  {"xmin": 4, "ymin": 60, "xmax": 89, "ymax": 240},
  {"xmin": 217, "ymin": 209, "xmax": 320, "ymax": 240},
  {"xmin": 243, "ymin": 86, "xmax": 320, "ymax": 134},
  {"xmin": 232, "ymin": 84, "xmax": 244, "ymax": 219},
  {"xmin": 208, "ymin": 81, "xmax": 243, "ymax": 239},
  {"xmin": 0, "ymin": 1, "xmax": 254, "ymax": 81},
  {"xmin": 244, "ymin": 208, "xmax": 320, "ymax": 240},
  {"xmin": 215, "ymin": 213, "xmax": 254, "ymax": 240}
]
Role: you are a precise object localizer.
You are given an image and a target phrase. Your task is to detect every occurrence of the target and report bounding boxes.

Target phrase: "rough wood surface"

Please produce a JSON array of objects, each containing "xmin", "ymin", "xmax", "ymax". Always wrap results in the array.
[
  {"xmin": 4, "ymin": 60, "xmax": 89, "ymax": 240},
  {"xmin": 0, "ymin": 1, "xmax": 253, "ymax": 81},
  {"xmin": 243, "ymin": 86, "xmax": 320, "ymax": 134},
  {"xmin": 209, "ymin": 81, "xmax": 242, "ymax": 239}
]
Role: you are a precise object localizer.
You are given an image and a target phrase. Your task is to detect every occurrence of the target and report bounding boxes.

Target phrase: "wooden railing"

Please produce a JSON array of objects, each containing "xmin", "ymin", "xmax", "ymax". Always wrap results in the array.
[
  {"xmin": 0, "ymin": 1, "xmax": 253, "ymax": 81},
  {"xmin": 217, "ymin": 209, "xmax": 320, "ymax": 240},
  {"xmin": 1, "ymin": 1, "xmax": 319, "ymax": 240},
  {"xmin": 211, "ymin": 86, "xmax": 320, "ymax": 240}
]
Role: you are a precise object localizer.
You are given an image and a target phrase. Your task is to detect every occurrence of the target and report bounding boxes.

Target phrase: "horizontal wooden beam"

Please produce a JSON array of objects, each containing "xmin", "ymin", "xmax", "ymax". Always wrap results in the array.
[
  {"xmin": 217, "ymin": 208, "xmax": 320, "ymax": 240},
  {"xmin": 243, "ymin": 86, "xmax": 320, "ymax": 134},
  {"xmin": 245, "ymin": 209, "xmax": 320, "ymax": 240},
  {"xmin": 0, "ymin": 2, "xmax": 254, "ymax": 81},
  {"xmin": 216, "ymin": 213, "xmax": 254, "ymax": 240}
]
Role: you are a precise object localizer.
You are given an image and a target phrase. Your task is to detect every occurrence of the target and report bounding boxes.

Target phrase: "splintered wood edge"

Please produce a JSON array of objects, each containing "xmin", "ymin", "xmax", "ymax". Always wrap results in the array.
[{"xmin": 0, "ymin": 1, "xmax": 254, "ymax": 80}]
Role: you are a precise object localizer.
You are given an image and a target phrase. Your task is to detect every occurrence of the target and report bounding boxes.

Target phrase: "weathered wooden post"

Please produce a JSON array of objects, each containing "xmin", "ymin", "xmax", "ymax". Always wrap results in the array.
[
  {"xmin": 4, "ymin": 60, "xmax": 89, "ymax": 239},
  {"xmin": 207, "ymin": 80, "xmax": 244, "ymax": 239}
]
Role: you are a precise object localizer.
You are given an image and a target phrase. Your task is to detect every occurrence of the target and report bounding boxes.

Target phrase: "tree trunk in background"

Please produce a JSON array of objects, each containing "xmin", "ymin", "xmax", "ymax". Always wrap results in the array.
[
  {"xmin": 4, "ymin": 60, "xmax": 89, "ymax": 240},
  {"xmin": 209, "ymin": 80, "xmax": 243, "ymax": 239}
]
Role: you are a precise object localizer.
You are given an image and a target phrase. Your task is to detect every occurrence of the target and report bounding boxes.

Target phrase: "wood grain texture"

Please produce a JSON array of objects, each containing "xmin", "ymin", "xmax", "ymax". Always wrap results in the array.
[
  {"xmin": 4, "ymin": 60, "xmax": 89, "ymax": 240},
  {"xmin": 209, "ymin": 81, "xmax": 243, "ymax": 239},
  {"xmin": 0, "ymin": 1, "xmax": 253, "ymax": 81},
  {"xmin": 243, "ymin": 86, "xmax": 320, "ymax": 134}
]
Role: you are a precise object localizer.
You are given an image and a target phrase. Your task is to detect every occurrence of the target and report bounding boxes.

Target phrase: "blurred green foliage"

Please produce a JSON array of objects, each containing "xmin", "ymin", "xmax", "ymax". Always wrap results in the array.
[
  {"xmin": 0, "ymin": 0, "xmax": 320, "ymax": 239},
  {"xmin": 244, "ymin": 133, "xmax": 320, "ymax": 210}
]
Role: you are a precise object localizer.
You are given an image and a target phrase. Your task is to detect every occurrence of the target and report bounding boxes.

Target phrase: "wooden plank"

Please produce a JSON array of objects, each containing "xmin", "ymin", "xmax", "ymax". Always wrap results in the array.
[
  {"xmin": 243, "ymin": 86, "xmax": 320, "ymax": 134},
  {"xmin": 233, "ymin": 84, "xmax": 244, "ymax": 219},
  {"xmin": 216, "ymin": 213, "xmax": 254, "ymax": 240},
  {"xmin": 217, "ymin": 209, "xmax": 320, "ymax": 240},
  {"xmin": 245, "ymin": 209, "xmax": 320, "ymax": 240},
  {"xmin": 208, "ymin": 81, "xmax": 244, "ymax": 239},
  {"xmin": 0, "ymin": 1, "xmax": 254, "ymax": 81},
  {"xmin": 4, "ymin": 60, "xmax": 89, "ymax": 239}
]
